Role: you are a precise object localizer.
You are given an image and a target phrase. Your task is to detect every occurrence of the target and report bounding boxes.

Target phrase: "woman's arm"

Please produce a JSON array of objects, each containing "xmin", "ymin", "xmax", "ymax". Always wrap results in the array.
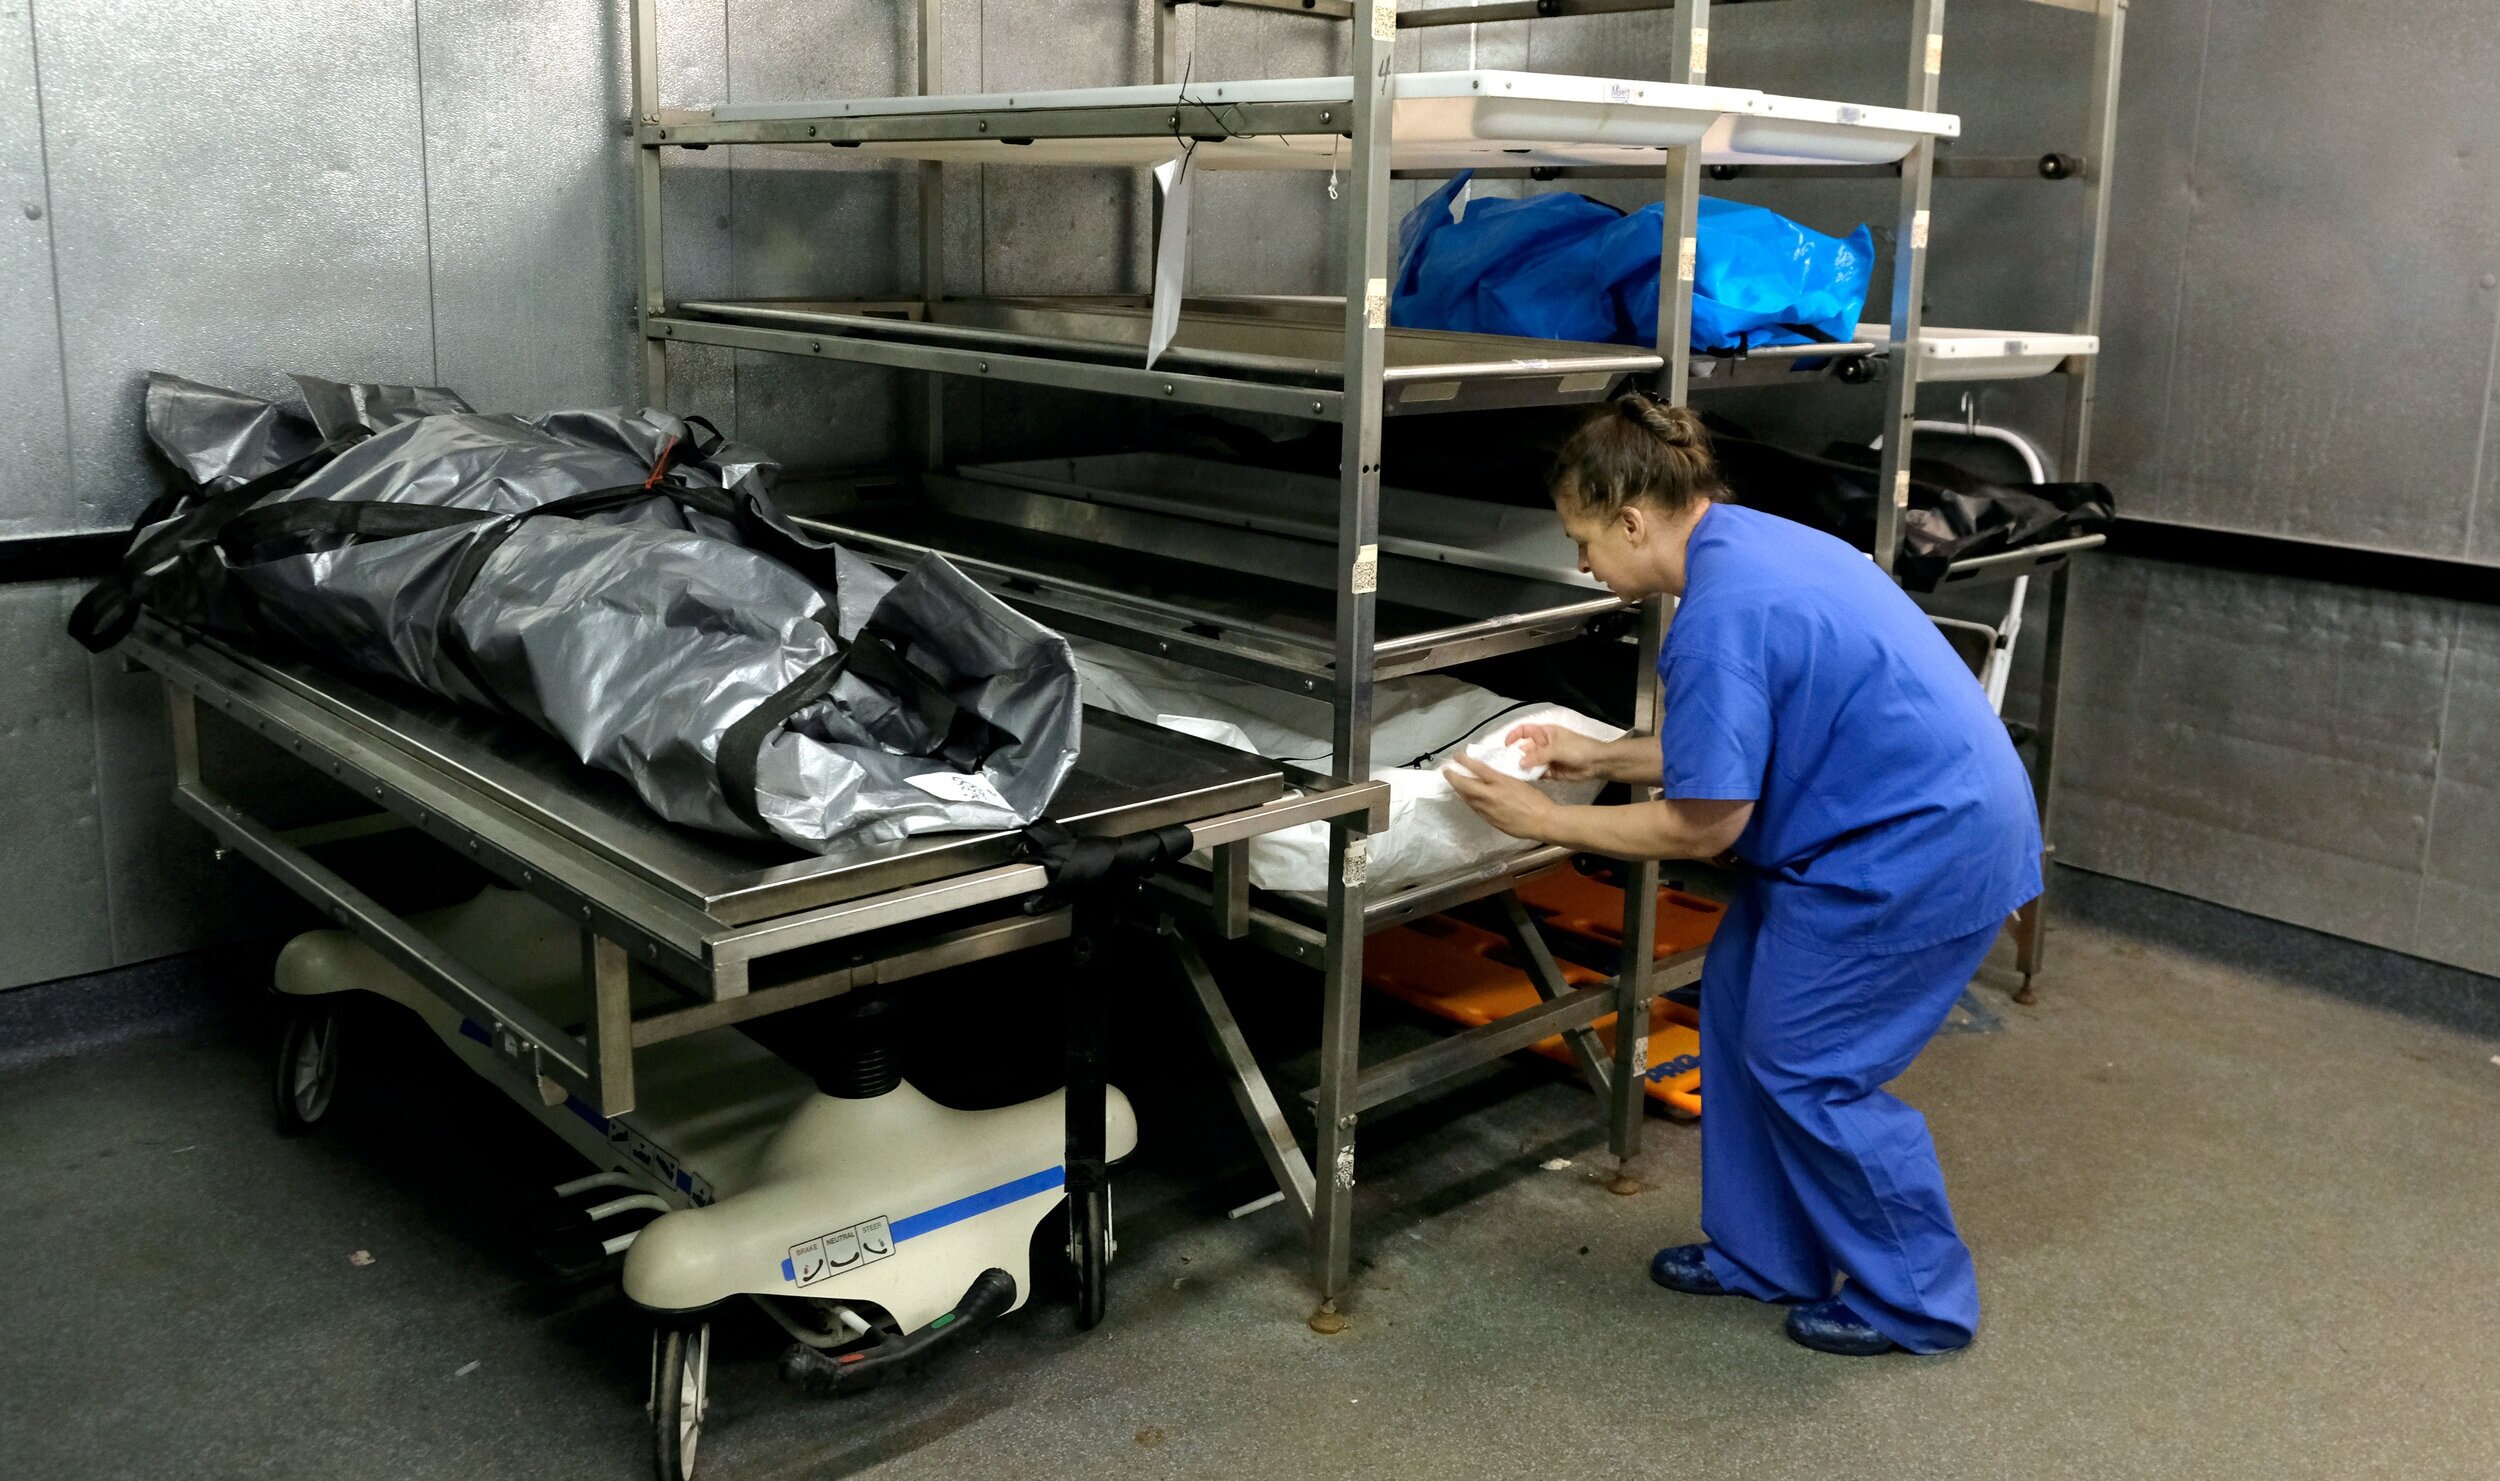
[
  {"xmin": 1535, "ymin": 797, "xmax": 1753, "ymax": 862},
  {"xmin": 1445, "ymin": 754, "xmax": 1754, "ymax": 862}
]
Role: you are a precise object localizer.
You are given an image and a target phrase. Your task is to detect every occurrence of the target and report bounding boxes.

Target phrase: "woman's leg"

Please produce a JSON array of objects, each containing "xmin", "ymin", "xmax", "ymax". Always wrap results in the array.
[
  {"xmin": 1696, "ymin": 889, "xmax": 1837, "ymax": 1303},
  {"xmin": 1737, "ymin": 921, "xmax": 2000, "ymax": 1352}
]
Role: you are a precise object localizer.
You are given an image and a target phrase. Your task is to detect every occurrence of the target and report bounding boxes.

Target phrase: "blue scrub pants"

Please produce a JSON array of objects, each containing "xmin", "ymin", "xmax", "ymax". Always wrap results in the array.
[{"xmin": 1695, "ymin": 886, "xmax": 1995, "ymax": 1352}]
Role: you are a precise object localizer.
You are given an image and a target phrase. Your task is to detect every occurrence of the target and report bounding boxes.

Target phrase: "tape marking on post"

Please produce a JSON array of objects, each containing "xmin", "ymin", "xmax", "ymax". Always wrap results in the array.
[
  {"xmin": 1342, "ymin": 836, "xmax": 1371, "ymax": 888},
  {"xmin": 1925, "ymin": 32, "xmax": 1944, "ymax": 76},
  {"xmin": 1363, "ymin": 277, "xmax": 1389, "ymax": 328},
  {"xmin": 1351, "ymin": 543, "xmax": 1379, "ymax": 594},
  {"xmin": 1677, "ymin": 237, "xmax": 1696, "ymax": 283},
  {"xmin": 1689, "ymin": 28, "xmax": 1709, "ymax": 79},
  {"xmin": 1893, "ymin": 469, "xmax": 1912, "ymax": 508},
  {"xmin": 1910, "ymin": 210, "xmax": 1931, "ymax": 251},
  {"xmin": 1371, "ymin": 0, "xmax": 1397, "ymax": 41}
]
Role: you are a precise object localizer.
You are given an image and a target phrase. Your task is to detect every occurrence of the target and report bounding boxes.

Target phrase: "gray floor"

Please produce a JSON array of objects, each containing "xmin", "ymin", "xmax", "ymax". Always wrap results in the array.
[{"xmin": 6, "ymin": 891, "xmax": 2500, "ymax": 1481}]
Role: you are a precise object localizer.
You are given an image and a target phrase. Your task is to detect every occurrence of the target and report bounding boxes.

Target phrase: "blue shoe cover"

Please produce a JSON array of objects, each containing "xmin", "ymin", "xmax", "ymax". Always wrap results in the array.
[
  {"xmin": 1784, "ymin": 1296, "xmax": 1899, "ymax": 1356},
  {"xmin": 1648, "ymin": 1244, "xmax": 1728, "ymax": 1296}
]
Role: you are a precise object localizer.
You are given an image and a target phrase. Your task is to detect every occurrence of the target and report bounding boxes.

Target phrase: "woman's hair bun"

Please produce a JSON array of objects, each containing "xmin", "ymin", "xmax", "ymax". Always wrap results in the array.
[{"xmin": 1558, "ymin": 393, "xmax": 1726, "ymax": 516}]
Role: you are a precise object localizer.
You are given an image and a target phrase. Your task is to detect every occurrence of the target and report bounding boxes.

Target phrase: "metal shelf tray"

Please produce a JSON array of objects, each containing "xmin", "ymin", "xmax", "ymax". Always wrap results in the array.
[
  {"xmin": 794, "ymin": 473, "xmax": 1627, "ymax": 699},
  {"xmin": 658, "ymin": 70, "xmax": 1958, "ymax": 169}
]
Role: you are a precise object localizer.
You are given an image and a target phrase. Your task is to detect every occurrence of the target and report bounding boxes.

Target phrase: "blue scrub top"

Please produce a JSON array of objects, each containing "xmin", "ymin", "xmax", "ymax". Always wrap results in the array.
[{"xmin": 1659, "ymin": 503, "xmax": 2043, "ymax": 955}]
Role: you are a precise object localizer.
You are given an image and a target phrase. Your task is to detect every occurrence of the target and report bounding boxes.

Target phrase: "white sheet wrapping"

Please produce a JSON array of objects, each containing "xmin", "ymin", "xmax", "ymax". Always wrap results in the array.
[{"xmin": 1071, "ymin": 642, "xmax": 1623, "ymax": 897}]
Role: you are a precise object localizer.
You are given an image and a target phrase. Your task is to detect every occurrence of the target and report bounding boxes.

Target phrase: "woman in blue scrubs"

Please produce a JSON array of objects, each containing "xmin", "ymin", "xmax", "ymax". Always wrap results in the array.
[{"xmin": 1446, "ymin": 393, "xmax": 2041, "ymax": 1356}]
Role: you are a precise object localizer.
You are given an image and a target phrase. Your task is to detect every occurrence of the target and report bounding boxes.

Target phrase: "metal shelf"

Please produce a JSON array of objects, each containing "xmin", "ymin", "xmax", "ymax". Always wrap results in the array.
[
  {"xmin": 655, "ymin": 295, "xmax": 2091, "ymax": 413},
  {"xmin": 791, "ymin": 473, "xmax": 1628, "ymax": 699},
  {"xmin": 659, "ymin": 296, "xmax": 1658, "ymax": 419},
  {"xmin": 649, "ymin": 69, "xmax": 1957, "ymax": 170}
]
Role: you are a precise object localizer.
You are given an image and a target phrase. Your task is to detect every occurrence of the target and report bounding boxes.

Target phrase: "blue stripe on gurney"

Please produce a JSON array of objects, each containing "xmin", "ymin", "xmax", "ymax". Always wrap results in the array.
[{"xmin": 891, "ymin": 1167, "xmax": 1065, "ymax": 1243}]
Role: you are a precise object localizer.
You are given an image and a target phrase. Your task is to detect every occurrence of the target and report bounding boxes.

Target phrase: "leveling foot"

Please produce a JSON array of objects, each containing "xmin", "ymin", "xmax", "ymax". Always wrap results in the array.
[{"xmin": 1308, "ymin": 1301, "xmax": 1348, "ymax": 1335}]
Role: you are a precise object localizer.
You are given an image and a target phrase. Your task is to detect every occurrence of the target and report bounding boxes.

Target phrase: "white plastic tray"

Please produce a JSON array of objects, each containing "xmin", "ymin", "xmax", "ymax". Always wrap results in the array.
[
  {"xmin": 708, "ymin": 70, "xmax": 1959, "ymax": 170},
  {"xmin": 1855, "ymin": 325, "xmax": 2100, "ymax": 381}
]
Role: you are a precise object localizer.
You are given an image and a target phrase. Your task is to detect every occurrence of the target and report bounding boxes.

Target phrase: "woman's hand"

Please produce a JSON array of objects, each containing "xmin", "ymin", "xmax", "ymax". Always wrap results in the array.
[
  {"xmin": 1445, "ymin": 753, "xmax": 1559, "ymax": 840},
  {"xmin": 1507, "ymin": 722, "xmax": 1607, "ymax": 783}
]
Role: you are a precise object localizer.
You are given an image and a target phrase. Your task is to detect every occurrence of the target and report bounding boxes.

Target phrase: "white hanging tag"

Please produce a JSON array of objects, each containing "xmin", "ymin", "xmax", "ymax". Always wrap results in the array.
[{"xmin": 1147, "ymin": 153, "xmax": 1197, "ymax": 370}]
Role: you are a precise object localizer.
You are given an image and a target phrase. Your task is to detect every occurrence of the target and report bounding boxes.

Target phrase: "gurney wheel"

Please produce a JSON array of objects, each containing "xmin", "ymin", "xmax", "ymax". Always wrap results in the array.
[
  {"xmin": 272, "ymin": 1002, "xmax": 342, "ymax": 1136},
  {"xmin": 1070, "ymin": 1189, "xmax": 1109, "ymax": 1332},
  {"xmin": 651, "ymin": 1321, "xmax": 711, "ymax": 1481}
]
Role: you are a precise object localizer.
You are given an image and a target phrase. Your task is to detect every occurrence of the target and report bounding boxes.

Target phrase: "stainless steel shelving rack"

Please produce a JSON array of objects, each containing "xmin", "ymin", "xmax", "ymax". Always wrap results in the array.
[
  {"xmin": 623, "ymin": 0, "xmax": 2118, "ymax": 1318},
  {"xmin": 1158, "ymin": 0, "xmax": 2125, "ymax": 1002}
]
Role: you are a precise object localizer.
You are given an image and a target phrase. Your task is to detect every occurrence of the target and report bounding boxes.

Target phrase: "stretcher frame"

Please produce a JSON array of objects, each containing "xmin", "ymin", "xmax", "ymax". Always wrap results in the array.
[{"xmin": 129, "ymin": 618, "xmax": 1385, "ymax": 1122}]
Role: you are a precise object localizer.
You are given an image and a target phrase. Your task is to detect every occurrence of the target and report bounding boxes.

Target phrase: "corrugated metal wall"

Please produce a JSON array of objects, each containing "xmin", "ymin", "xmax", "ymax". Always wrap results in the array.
[{"xmin": 2, "ymin": 0, "xmax": 2494, "ymax": 988}]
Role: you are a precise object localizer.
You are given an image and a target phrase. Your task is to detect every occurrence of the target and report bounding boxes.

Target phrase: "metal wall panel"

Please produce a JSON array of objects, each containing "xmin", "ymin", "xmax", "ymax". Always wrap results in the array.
[
  {"xmin": 2058, "ymin": 556, "xmax": 2458, "ymax": 955},
  {"xmin": 719, "ymin": 0, "xmax": 914, "ymax": 470},
  {"xmin": 2155, "ymin": 0, "xmax": 2500, "ymax": 555},
  {"xmin": 415, "ymin": 0, "xmax": 638, "ymax": 414},
  {"xmin": 0, "ymin": 584, "xmax": 110, "ymax": 989},
  {"xmin": 0, "ymin": 0, "xmax": 73, "ymax": 538},
  {"xmin": 2416, "ymin": 603, "xmax": 2500, "ymax": 977},
  {"xmin": 34, "ymin": 0, "xmax": 439, "ymax": 533},
  {"xmin": 2089, "ymin": 0, "xmax": 2208, "ymax": 502},
  {"xmin": 1169, "ymin": 5, "xmax": 1343, "ymax": 296}
]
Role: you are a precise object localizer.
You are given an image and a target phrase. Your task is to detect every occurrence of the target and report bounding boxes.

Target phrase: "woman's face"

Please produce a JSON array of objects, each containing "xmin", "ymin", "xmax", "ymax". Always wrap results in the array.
[{"xmin": 1556, "ymin": 495, "xmax": 1658, "ymax": 600}]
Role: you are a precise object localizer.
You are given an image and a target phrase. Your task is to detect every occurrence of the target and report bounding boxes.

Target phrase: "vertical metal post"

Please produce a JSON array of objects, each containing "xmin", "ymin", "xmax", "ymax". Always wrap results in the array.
[
  {"xmin": 1152, "ymin": 0, "xmax": 1180, "ymax": 83},
  {"xmin": 1065, "ymin": 925, "xmax": 1112, "ymax": 1328},
  {"xmin": 2021, "ymin": 0, "xmax": 2123, "ymax": 998},
  {"xmin": 630, "ymin": 0, "xmax": 668, "ymax": 407},
  {"xmin": 1212, "ymin": 839, "xmax": 1251, "ymax": 939},
  {"xmin": 2060, "ymin": 0, "xmax": 2124, "ymax": 484},
  {"xmin": 1308, "ymin": 0, "xmax": 1394, "ymax": 1325},
  {"xmin": 583, "ymin": 932, "xmax": 637, "ymax": 1116},
  {"xmin": 917, "ymin": 0, "xmax": 949, "ymax": 472},
  {"xmin": 2014, "ymin": 562, "xmax": 2071, "ymax": 1000},
  {"xmin": 1148, "ymin": 2, "xmax": 1178, "ymax": 295},
  {"xmin": 166, "ymin": 683, "xmax": 201, "ymax": 786},
  {"xmin": 1609, "ymin": 0, "xmax": 1707, "ymax": 1191},
  {"xmin": 1649, "ymin": 0, "xmax": 1705, "ymax": 396},
  {"xmin": 1874, "ymin": 0, "xmax": 1946, "ymax": 575}
]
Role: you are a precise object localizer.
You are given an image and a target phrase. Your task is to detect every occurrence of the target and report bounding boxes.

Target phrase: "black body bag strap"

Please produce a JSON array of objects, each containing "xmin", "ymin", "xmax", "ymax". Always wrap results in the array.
[
  {"xmin": 1015, "ymin": 818, "xmax": 1199, "ymax": 913},
  {"xmin": 424, "ymin": 479, "xmax": 730, "ymax": 713},
  {"xmin": 68, "ymin": 443, "xmax": 347, "ymax": 653},
  {"xmin": 716, "ymin": 644, "xmax": 853, "ymax": 837},
  {"xmin": 712, "ymin": 623, "xmax": 1013, "ymax": 839}
]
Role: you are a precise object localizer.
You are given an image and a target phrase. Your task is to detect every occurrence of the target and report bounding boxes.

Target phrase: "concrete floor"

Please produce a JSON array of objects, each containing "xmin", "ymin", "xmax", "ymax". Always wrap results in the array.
[{"xmin": 6, "ymin": 896, "xmax": 2500, "ymax": 1481}]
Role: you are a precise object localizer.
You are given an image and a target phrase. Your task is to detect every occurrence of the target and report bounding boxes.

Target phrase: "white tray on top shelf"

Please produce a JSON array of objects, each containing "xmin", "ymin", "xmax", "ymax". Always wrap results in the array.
[
  {"xmin": 1852, "ymin": 325, "xmax": 2100, "ymax": 381},
  {"xmin": 695, "ymin": 70, "xmax": 1958, "ymax": 170}
]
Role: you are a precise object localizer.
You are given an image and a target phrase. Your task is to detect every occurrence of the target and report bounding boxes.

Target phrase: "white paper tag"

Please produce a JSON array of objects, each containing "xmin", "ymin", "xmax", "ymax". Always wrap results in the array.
[
  {"xmin": 1892, "ymin": 469, "xmax": 1912, "ymax": 508},
  {"xmin": 1147, "ymin": 154, "xmax": 1196, "ymax": 370},
  {"xmin": 1910, "ymin": 209, "xmax": 1931, "ymax": 251},
  {"xmin": 1363, "ymin": 277, "xmax": 1389, "ymax": 328},
  {"xmin": 1342, "ymin": 835, "xmax": 1371, "ymax": 888},
  {"xmin": 907, "ymin": 770, "xmax": 1011, "ymax": 810},
  {"xmin": 1351, "ymin": 543, "xmax": 1379, "ymax": 594},
  {"xmin": 1677, "ymin": 236, "xmax": 1697, "ymax": 282},
  {"xmin": 1925, "ymin": 32, "xmax": 1944, "ymax": 76},
  {"xmin": 1689, "ymin": 28, "xmax": 1709, "ymax": 79},
  {"xmin": 1371, "ymin": 0, "xmax": 1397, "ymax": 42}
]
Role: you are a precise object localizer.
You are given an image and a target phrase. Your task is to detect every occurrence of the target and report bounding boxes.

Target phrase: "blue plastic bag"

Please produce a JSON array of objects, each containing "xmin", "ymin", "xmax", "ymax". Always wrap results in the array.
[{"xmin": 1391, "ymin": 171, "xmax": 1874, "ymax": 352}]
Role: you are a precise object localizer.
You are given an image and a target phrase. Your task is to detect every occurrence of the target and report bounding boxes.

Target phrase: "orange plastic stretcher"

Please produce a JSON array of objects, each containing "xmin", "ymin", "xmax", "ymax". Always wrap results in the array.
[
  {"xmin": 1512, "ymin": 863, "xmax": 1728, "ymax": 968},
  {"xmin": 1364, "ymin": 889, "xmax": 1710, "ymax": 1117}
]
